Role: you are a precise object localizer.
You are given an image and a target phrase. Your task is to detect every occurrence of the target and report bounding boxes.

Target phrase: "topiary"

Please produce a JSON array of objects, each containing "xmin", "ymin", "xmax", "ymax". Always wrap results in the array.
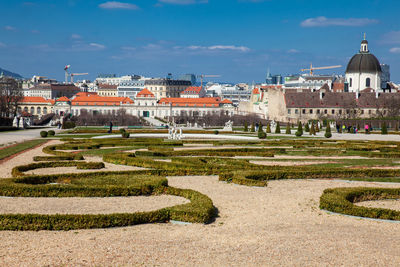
[
  {"xmin": 325, "ymin": 123, "xmax": 332, "ymax": 138},
  {"xmin": 250, "ymin": 122, "xmax": 255, "ymax": 132},
  {"xmin": 297, "ymin": 122, "xmax": 303, "ymax": 135},
  {"xmin": 258, "ymin": 131, "xmax": 267, "ymax": 139},
  {"xmin": 315, "ymin": 122, "xmax": 320, "ymax": 132},
  {"xmin": 119, "ymin": 128, "xmax": 126, "ymax": 133},
  {"xmin": 214, "ymin": 130, "xmax": 219, "ymax": 135},
  {"xmin": 40, "ymin": 131, "xmax": 48, "ymax": 138},
  {"xmin": 47, "ymin": 130, "xmax": 55, "ymax": 136},
  {"xmin": 62, "ymin": 121, "xmax": 76, "ymax": 129},
  {"xmin": 295, "ymin": 131, "xmax": 302, "ymax": 137},
  {"xmin": 275, "ymin": 122, "xmax": 281, "ymax": 134},
  {"xmin": 304, "ymin": 123, "xmax": 310, "ymax": 132},
  {"xmin": 396, "ymin": 123, "xmax": 399, "ymax": 132},
  {"xmin": 122, "ymin": 132, "xmax": 130, "ymax": 138},
  {"xmin": 244, "ymin": 121, "xmax": 248, "ymax": 132},
  {"xmin": 310, "ymin": 122, "xmax": 315, "ymax": 135},
  {"xmin": 381, "ymin": 122, "xmax": 388, "ymax": 135},
  {"xmin": 266, "ymin": 123, "xmax": 271, "ymax": 133},
  {"xmin": 258, "ymin": 123, "xmax": 263, "ymax": 133},
  {"xmin": 285, "ymin": 124, "xmax": 291, "ymax": 134}
]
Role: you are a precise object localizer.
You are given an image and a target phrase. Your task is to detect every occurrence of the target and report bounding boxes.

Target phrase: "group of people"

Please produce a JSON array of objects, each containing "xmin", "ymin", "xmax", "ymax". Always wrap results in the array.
[{"xmin": 335, "ymin": 123, "xmax": 372, "ymax": 134}]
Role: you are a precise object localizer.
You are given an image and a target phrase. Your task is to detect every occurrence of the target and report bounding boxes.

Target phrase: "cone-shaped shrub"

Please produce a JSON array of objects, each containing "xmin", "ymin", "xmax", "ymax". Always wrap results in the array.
[
  {"xmin": 275, "ymin": 122, "xmax": 281, "ymax": 134},
  {"xmin": 381, "ymin": 122, "xmax": 388, "ymax": 135},
  {"xmin": 244, "ymin": 121, "xmax": 248, "ymax": 132},
  {"xmin": 304, "ymin": 123, "xmax": 310, "ymax": 132},
  {"xmin": 258, "ymin": 123, "xmax": 263, "ymax": 133},
  {"xmin": 315, "ymin": 122, "xmax": 320, "ymax": 132},
  {"xmin": 266, "ymin": 123, "xmax": 271, "ymax": 133},
  {"xmin": 285, "ymin": 124, "xmax": 291, "ymax": 134},
  {"xmin": 325, "ymin": 123, "xmax": 332, "ymax": 138},
  {"xmin": 250, "ymin": 122, "xmax": 255, "ymax": 132},
  {"xmin": 310, "ymin": 122, "xmax": 316, "ymax": 135},
  {"xmin": 295, "ymin": 122, "xmax": 303, "ymax": 137}
]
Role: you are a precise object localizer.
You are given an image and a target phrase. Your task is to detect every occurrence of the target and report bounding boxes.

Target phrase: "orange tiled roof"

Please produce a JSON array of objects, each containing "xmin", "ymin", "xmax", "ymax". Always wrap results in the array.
[
  {"xmin": 159, "ymin": 97, "xmax": 222, "ymax": 107},
  {"xmin": 181, "ymin": 86, "xmax": 202, "ymax": 95},
  {"xmin": 221, "ymin": 99, "xmax": 233, "ymax": 104},
  {"xmin": 19, "ymin": 97, "xmax": 53, "ymax": 104},
  {"xmin": 71, "ymin": 94, "xmax": 133, "ymax": 106},
  {"xmin": 136, "ymin": 88, "xmax": 155, "ymax": 98},
  {"xmin": 56, "ymin": 96, "xmax": 70, "ymax": 102}
]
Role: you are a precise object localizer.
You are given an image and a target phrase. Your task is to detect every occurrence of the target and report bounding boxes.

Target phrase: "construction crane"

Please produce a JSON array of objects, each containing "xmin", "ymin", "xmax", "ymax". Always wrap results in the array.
[
  {"xmin": 64, "ymin": 65, "xmax": 70, "ymax": 84},
  {"xmin": 70, "ymin": 73, "xmax": 88, "ymax": 83},
  {"xmin": 197, "ymin": 74, "xmax": 221, "ymax": 88},
  {"xmin": 300, "ymin": 63, "xmax": 342, "ymax": 76}
]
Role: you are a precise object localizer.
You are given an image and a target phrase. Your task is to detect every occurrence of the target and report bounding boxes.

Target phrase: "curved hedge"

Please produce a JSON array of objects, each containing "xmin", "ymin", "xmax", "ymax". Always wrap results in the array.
[{"xmin": 320, "ymin": 187, "xmax": 400, "ymax": 221}]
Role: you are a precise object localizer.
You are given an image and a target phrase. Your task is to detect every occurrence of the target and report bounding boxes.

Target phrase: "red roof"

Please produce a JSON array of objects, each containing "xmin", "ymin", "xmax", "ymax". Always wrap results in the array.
[
  {"xmin": 72, "ymin": 94, "xmax": 133, "ymax": 106},
  {"xmin": 19, "ymin": 97, "xmax": 53, "ymax": 104},
  {"xmin": 136, "ymin": 88, "xmax": 155, "ymax": 98},
  {"xmin": 56, "ymin": 96, "xmax": 70, "ymax": 102},
  {"xmin": 159, "ymin": 97, "xmax": 222, "ymax": 107},
  {"xmin": 221, "ymin": 99, "xmax": 233, "ymax": 104},
  {"xmin": 181, "ymin": 86, "xmax": 202, "ymax": 95}
]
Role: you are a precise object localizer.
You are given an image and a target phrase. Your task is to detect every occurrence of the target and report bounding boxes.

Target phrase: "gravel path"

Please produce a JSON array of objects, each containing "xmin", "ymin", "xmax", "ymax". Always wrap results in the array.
[
  {"xmin": 356, "ymin": 199, "xmax": 400, "ymax": 211},
  {"xmin": 250, "ymin": 160, "xmax": 333, "ymax": 166},
  {"xmin": 0, "ymin": 195, "xmax": 189, "ymax": 215},
  {"xmin": 1, "ymin": 177, "xmax": 399, "ymax": 266}
]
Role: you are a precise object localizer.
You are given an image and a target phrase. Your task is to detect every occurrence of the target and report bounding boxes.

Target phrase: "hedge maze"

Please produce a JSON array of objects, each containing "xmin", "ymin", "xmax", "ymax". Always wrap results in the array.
[{"xmin": 1, "ymin": 135, "xmax": 400, "ymax": 230}]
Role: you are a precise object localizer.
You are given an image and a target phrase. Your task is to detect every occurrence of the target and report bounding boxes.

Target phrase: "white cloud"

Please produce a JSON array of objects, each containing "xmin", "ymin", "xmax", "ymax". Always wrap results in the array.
[
  {"xmin": 158, "ymin": 0, "xmax": 208, "ymax": 4},
  {"xmin": 389, "ymin": 47, "xmax": 400, "ymax": 54},
  {"xmin": 187, "ymin": 45, "xmax": 250, "ymax": 52},
  {"xmin": 71, "ymin": 34, "xmax": 82, "ymax": 39},
  {"xmin": 89, "ymin": 43, "xmax": 106, "ymax": 49},
  {"xmin": 287, "ymin": 49, "xmax": 299, "ymax": 53},
  {"xmin": 301, "ymin": 16, "xmax": 378, "ymax": 27},
  {"xmin": 381, "ymin": 31, "xmax": 400, "ymax": 44},
  {"xmin": 99, "ymin": 1, "xmax": 139, "ymax": 10},
  {"xmin": 4, "ymin": 26, "xmax": 16, "ymax": 31}
]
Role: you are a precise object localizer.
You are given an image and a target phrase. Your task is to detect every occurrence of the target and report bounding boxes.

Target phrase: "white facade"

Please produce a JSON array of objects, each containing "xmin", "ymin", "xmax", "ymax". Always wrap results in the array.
[{"xmin": 346, "ymin": 72, "xmax": 381, "ymax": 92}]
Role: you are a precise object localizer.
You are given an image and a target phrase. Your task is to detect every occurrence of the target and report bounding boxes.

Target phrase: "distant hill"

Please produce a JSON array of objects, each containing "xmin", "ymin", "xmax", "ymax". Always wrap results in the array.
[{"xmin": 0, "ymin": 67, "xmax": 23, "ymax": 79}]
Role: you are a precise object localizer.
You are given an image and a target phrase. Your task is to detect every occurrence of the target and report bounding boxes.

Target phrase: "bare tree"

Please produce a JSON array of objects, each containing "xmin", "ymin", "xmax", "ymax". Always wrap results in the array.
[{"xmin": 0, "ymin": 77, "xmax": 23, "ymax": 118}]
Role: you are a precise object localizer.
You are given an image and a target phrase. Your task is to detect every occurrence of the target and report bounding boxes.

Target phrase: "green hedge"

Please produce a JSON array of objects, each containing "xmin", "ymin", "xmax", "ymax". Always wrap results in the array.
[
  {"xmin": 320, "ymin": 187, "xmax": 400, "ymax": 221},
  {"xmin": 11, "ymin": 161, "xmax": 105, "ymax": 177}
]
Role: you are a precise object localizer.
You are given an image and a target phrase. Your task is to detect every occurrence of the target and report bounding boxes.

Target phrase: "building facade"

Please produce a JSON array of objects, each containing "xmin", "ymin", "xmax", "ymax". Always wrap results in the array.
[{"xmin": 144, "ymin": 79, "xmax": 191, "ymax": 99}]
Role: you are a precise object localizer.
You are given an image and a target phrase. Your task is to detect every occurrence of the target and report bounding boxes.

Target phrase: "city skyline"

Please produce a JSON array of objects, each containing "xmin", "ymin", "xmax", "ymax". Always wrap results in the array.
[{"xmin": 0, "ymin": 0, "xmax": 399, "ymax": 83}]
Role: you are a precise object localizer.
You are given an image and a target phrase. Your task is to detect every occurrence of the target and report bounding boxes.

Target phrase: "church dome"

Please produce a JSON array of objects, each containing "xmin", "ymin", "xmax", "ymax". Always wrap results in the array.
[
  {"xmin": 346, "ymin": 38, "xmax": 381, "ymax": 73},
  {"xmin": 346, "ymin": 53, "xmax": 382, "ymax": 73}
]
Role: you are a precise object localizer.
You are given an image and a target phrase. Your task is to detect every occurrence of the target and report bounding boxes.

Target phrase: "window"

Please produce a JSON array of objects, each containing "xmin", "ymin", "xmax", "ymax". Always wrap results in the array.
[
  {"xmin": 295, "ymin": 109, "xmax": 299, "ymax": 114},
  {"xmin": 324, "ymin": 109, "xmax": 327, "ymax": 114},
  {"xmin": 287, "ymin": 109, "xmax": 291, "ymax": 114},
  {"xmin": 309, "ymin": 109, "xmax": 313, "ymax": 114},
  {"xmin": 302, "ymin": 109, "xmax": 306, "ymax": 114},
  {"xmin": 317, "ymin": 109, "xmax": 320, "ymax": 114},
  {"xmin": 349, "ymin": 78, "xmax": 352, "ymax": 87},
  {"xmin": 331, "ymin": 109, "xmax": 335, "ymax": 114},
  {"xmin": 339, "ymin": 110, "xmax": 342, "ymax": 115},
  {"xmin": 366, "ymin": 78, "xmax": 371, "ymax": 87},
  {"xmin": 368, "ymin": 110, "xmax": 371, "ymax": 115}
]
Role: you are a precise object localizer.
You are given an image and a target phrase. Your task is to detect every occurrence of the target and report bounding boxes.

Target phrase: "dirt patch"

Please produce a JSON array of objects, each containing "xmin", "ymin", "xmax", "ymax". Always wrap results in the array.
[{"xmin": 356, "ymin": 199, "xmax": 400, "ymax": 211}]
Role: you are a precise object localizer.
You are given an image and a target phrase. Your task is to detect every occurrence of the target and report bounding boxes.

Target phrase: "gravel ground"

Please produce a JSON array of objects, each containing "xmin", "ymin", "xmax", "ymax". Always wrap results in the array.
[
  {"xmin": 356, "ymin": 199, "xmax": 400, "ymax": 211},
  {"xmin": 0, "ymin": 195, "xmax": 189, "ymax": 214},
  {"xmin": 250, "ymin": 160, "xmax": 333, "ymax": 166},
  {"xmin": 1, "ymin": 177, "xmax": 399, "ymax": 266}
]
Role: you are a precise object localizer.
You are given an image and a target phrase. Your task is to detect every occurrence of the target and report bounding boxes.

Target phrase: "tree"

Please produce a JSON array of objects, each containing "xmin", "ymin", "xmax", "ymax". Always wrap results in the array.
[
  {"xmin": 258, "ymin": 122, "xmax": 263, "ymax": 133},
  {"xmin": 304, "ymin": 123, "xmax": 310, "ymax": 132},
  {"xmin": 285, "ymin": 123, "xmax": 291, "ymax": 134},
  {"xmin": 295, "ymin": 122, "xmax": 303, "ymax": 137},
  {"xmin": 325, "ymin": 123, "xmax": 332, "ymax": 138},
  {"xmin": 266, "ymin": 122, "xmax": 271, "ymax": 133},
  {"xmin": 250, "ymin": 122, "xmax": 255, "ymax": 132},
  {"xmin": 310, "ymin": 122, "xmax": 316, "ymax": 135},
  {"xmin": 275, "ymin": 122, "xmax": 281, "ymax": 134},
  {"xmin": 244, "ymin": 121, "xmax": 248, "ymax": 132},
  {"xmin": 315, "ymin": 122, "xmax": 320, "ymax": 132},
  {"xmin": 381, "ymin": 122, "xmax": 388, "ymax": 135},
  {"xmin": 0, "ymin": 77, "xmax": 23, "ymax": 118}
]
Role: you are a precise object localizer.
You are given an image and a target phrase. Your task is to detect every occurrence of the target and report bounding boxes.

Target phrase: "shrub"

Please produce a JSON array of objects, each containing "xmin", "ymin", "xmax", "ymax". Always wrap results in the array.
[
  {"xmin": 40, "ymin": 131, "xmax": 48, "ymax": 138},
  {"xmin": 315, "ymin": 122, "xmax": 320, "ymax": 132},
  {"xmin": 285, "ymin": 124, "xmax": 291, "ymax": 134},
  {"xmin": 250, "ymin": 122, "xmax": 255, "ymax": 132},
  {"xmin": 275, "ymin": 122, "xmax": 281, "ymax": 134},
  {"xmin": 381, "ymin": 122, "xmax": 388, "ymax": 135},
  {"xmin": 395, "ymin": 123, "xmax": 399, "ymax": 132},
  {"xmin": 214, "ymin": 130, "xmax": 219, "ymax": 135},
  {"xmin": 295, "ymin": 122, "xmax": 303, "ymax": 137},
  {"xmin": 325, "ymin": 123, "xmax": 332, "ymax": 138},
  {"xmin": 266, "ymin": 123, "xmax": 271, "ymax": 133},
  {"xmin": 122, "ymin": 132, "xmax": 130, "ymax": 138},
  {"xmin": 295, "ymin": 131, "xmax": 302, "ymax": 137},
  {"xmin": 120, "ymin": 128, "xmax": 126, "ymax": 133},
  {"xmin": 304, "ymin": 123, "xmax": 310, "ymax": 132},
  {"xmin": 310, "ymin": 122, "xmax": 316, "ymax": 135},
  {"xmin": 62, "ymin": 121, "xmax": 76, "ymax": 129},
  {"xmin": 47, "ymin": 130, "xmax": 55, "ymax": 136},
  {"xmin": 258, "ymin": 131, "xmax": 267, "ymax": 139},
  {"xmin": 244, "ymin": 121, "xmax": 248, "ymax": 132}
]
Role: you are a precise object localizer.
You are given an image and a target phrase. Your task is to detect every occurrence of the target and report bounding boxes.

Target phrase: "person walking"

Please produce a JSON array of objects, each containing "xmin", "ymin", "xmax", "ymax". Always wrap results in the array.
[{"xmin": 108, "ymin": 121, "xmax": 113, "ymax": 133}]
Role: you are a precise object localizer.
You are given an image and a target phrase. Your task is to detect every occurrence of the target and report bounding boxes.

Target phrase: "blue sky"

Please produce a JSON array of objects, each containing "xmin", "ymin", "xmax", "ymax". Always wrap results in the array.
[{"xmin": 0, "ymin": 0, "xmax": 399, "ymax": 83}]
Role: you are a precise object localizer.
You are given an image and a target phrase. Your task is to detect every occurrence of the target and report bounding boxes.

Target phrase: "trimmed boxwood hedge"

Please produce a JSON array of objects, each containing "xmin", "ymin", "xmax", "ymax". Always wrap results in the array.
[{"xmin": 320, "ymin": 187, "xmax": 400, "ymax": 221}]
